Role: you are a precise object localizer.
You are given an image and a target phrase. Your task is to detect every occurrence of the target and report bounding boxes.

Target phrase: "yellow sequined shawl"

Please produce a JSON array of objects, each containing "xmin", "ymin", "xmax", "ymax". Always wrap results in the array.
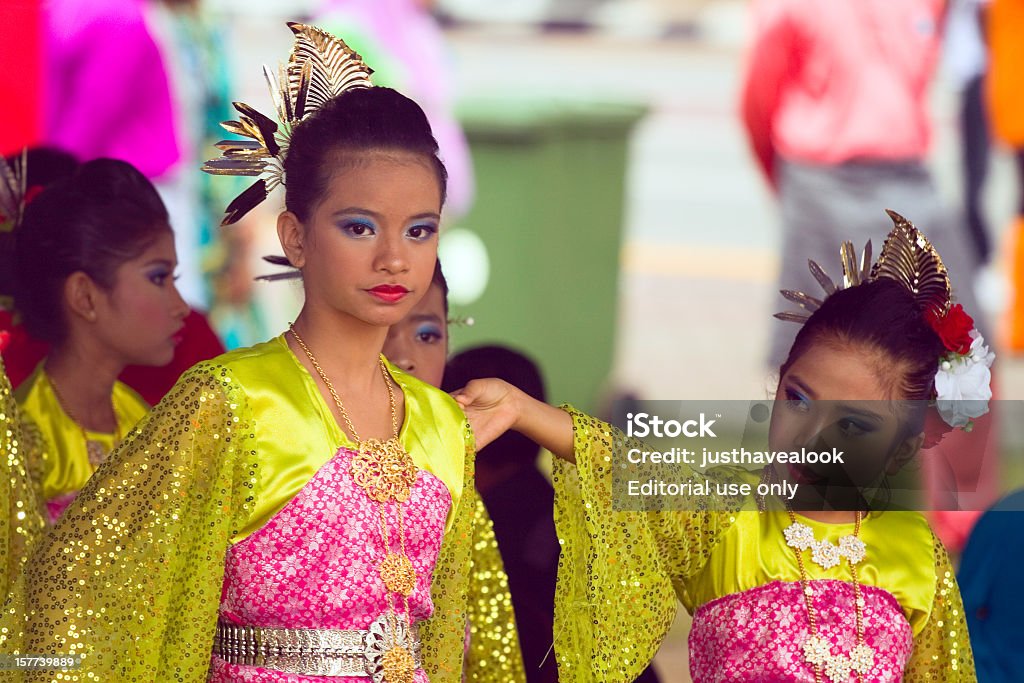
[
  {"xmin": 552, "ymin": 407, "xmax": 976, "ymax": 682},
  {"xmin": 0, "ymin": 359, "xmax": 46, "ymax": 601},
  {"xmin": 0, "ymin": 338, "xmax": 523, "ymax": 682}
]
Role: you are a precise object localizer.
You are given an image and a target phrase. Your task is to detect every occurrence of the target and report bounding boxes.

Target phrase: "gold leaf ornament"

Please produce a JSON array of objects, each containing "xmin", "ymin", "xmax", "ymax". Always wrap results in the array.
[
  {"xmin": 202, "ymin": 23, "xmax": 374, "ymax": 225},
  {"xmin": 870, "ymin": 209, "xmax": 951, "ymax": 318},
  {"xmin": 0, "ymin": 149, "xmax": 28, "ymax": 232},
  {"xmin": 775, "ymin": 210, "xmax": 951, "ymax": 323}
]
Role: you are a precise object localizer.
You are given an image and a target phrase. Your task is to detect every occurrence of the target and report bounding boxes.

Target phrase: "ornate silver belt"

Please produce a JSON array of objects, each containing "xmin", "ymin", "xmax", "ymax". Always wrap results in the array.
[{"xmin": 211, "ymin": 614, "xmax": 422, "ymax": 681}]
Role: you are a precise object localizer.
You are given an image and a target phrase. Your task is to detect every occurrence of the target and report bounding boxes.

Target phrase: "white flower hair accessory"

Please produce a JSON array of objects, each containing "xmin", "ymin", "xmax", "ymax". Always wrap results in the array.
[{"xmin": 933, "ymin": 329, "xmax": 995, "ymax": 430}]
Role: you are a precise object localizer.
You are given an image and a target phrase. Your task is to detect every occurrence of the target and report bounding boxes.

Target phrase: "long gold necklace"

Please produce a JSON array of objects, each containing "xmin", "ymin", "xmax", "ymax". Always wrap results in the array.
[
  {"xmin": 289, "ymin": 324, "xmax": 419, "ymax": 683},
  {"xmin": 46, "ymin": 370, "xmax": 122, "ymax": 466},
  {"xmin": 786, "ymin": 509, "xmax": 875, "ymax": 683}
]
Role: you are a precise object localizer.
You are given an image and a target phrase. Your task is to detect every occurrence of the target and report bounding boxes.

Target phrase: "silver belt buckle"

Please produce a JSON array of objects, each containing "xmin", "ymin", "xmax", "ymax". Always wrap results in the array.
[{"xmin": 363, "ymin": 614, "xmax": 422, "ymax": 683}]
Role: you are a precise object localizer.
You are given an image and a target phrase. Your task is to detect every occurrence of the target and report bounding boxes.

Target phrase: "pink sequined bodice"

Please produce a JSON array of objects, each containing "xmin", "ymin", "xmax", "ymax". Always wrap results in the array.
[
  {"xmin": 209, "ymin": 447, "xmax": 452, "ymax": 682},
  {"xmin": 689, "ymin": 580, "xmax": 914, "ymax": 682}
]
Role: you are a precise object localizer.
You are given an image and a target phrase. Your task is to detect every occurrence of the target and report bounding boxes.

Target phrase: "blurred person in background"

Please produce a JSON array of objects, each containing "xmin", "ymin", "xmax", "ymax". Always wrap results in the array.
[
  {"xmin": 944, "ymin": 0, "xmax": 993, "ymax": 267},
  {"xmin": 987, "ymin": 0, "xmax": 1024, "ymax": 352},
  {"xmin": 740, "ymin": 0, "xmax": 985, "ymax": 370},
  {"xmin": 741, "ymin": 1, "xmax": 998, "ymax": 554},
  {"xmin": 42, "ymin": 0, "xmax": 179, "ymax": 180},
  {"xmin": 0, "ymin": 0, "xmax": 43, "ymax": 154},
  {"xmin": 958, "ymin": 488, "xmax": 1024, "ymax": 682}
]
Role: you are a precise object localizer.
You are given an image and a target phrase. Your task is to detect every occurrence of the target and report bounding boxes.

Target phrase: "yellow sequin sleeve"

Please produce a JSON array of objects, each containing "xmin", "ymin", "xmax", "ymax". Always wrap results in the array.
[
  {"xmin": 1, "ymin": 360, "xmax": 46, "ymax": 600},
  {"xmin": 552, "ymin": 407, "xmax": 742, "ymax": 683},
  {"xmin": 904, "ymin": 533, "xmax": 977, "ymax": 681},
  {"xmin": 420, "ymin": 422, "xmax": 525, "ymax": 683},
  {"xmin": 0, "ymin": 361, "xmax": 259, "ymax": 683},
  {"xmin": 467, "ymin": 492, "xmax": 526, "ymax": 681}
]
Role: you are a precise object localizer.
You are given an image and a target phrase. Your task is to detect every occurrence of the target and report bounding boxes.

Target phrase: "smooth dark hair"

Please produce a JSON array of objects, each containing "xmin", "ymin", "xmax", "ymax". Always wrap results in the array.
[
  {"xmin": 442, "ymin": 345, "xmax": 546, "ymax": 469},
  {"xmin": 779, "ymin": 279, "xmax": 945, "ymax": 403},
  {"xmin": 284, "ymin": 86, "xmax": 448, "ymax": 222},
  {"xmin": 13, "ymin": 158, "xmax": 170, "ymax": 343},
  {"xmin": 9, "ymin": 146, "xmax": 80, "ymax": 188},
  {"xmin": 0, "ymin": 147, "xmax": 81, "ymax": 296}
]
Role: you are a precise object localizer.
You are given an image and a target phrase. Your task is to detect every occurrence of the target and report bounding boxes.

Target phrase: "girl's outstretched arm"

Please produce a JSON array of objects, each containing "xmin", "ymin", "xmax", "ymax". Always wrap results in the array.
[{"xmin": 452, "ymin": 378, "xmax": 574, "ymax": 462}]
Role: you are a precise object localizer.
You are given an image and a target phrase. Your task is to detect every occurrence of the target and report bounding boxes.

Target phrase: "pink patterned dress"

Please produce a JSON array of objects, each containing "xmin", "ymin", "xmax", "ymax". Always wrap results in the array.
[
  {"xmin": 689, "ymin": 580, "xmax": 914, "ymax": 681},
  {"xmin": 208, "ymin": 446, "xmax": 451, "ymax": 682}
]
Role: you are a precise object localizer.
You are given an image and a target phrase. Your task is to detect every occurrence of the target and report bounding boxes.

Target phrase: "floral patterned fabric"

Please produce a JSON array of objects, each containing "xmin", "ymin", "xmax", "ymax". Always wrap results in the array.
[
  {"xmin": 210, "ymin": 446, "xmax": 450, "ymax": 681},
  {"xmin": 690, "ymin": 580, "xmax": 914, "ymax": 681}
]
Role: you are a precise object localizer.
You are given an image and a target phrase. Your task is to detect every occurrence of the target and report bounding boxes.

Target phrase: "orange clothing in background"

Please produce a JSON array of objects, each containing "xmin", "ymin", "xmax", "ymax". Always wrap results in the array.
[{"xmin": 987, "ymin": 0, "xmax": 1024, "ymax": 146}]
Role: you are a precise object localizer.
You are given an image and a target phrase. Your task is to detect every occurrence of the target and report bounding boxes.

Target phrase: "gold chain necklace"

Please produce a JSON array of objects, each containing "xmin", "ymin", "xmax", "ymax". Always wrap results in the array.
[
  {"xmin": 45, "ymin": 370, "xmax": 122, "ymax": 467},
  {"xmin": 289, "ymin": 324, "xmax": 419, "ymax": 683},
  {"xmin": 787, "ymin": 509, "xmax": 875, "ymax": 683}
]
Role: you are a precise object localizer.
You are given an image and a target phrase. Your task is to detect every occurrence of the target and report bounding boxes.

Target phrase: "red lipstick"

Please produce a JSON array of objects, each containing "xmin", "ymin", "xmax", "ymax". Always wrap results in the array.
[{"xmin": 368, "ymin": 284, "xmax": 410, "ymax": 303}]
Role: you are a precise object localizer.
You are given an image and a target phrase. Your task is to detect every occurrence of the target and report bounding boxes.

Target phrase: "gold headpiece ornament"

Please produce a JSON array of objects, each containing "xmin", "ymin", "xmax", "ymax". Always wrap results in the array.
[
  {"xmin": 0, "ymin": 150, "xmax": 28, "ymax": 232},
  {"xmin": 202, "ymin": 23, "xmax": 374, "ymax": 226},
  {"xmin": 775, "ymin": 209, "xmax": 951, "ymax": 323}
]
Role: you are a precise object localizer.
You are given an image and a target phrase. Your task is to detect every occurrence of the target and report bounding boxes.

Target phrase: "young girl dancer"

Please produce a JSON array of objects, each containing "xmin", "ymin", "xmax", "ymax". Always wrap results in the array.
[
  {"xmin": 10, "ymin": 158, "xmax": 189, "ymax": 521},
  {"xmin": 456, "ymin": 212, "xmax": 979, "ymax": 682},
  {"xmin": 4, "ymin": 24, "xmax": 522, "ymax": 683}
]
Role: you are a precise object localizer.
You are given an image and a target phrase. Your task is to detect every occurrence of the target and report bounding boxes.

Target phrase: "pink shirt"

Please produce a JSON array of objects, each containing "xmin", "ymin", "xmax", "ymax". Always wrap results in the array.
[{"xmin": 741, "ymin": 0, "xmax": 944, "ymax": 181}]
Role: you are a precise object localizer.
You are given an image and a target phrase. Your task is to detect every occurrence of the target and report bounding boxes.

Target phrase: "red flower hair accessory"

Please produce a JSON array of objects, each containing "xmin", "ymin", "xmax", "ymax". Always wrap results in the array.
[{"xmin": 925, "ymin": 304, "xmax": 975, "ymax": 355}]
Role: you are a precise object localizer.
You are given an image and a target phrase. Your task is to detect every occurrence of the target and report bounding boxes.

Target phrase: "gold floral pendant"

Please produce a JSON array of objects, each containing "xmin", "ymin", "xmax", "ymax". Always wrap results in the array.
[
  {"xmin": 379, "ymin": 552, "xmax": 416, "ymax": 596},
  {"xmin": 381, "ymin": 646, "xmax": 416, "ymax": 683},
  {"xmin": 365, "ymin": 614, "xmax": 420, "ymax": 683},
  {"xmin": 351, "ymin": 438, "xmax": 418, "ymax": 503}
]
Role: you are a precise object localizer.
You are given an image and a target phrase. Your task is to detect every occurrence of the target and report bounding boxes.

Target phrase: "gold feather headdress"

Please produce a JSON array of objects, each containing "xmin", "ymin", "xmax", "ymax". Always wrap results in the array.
[
  {"xmin": 202, "ymin": 23, "xmax": 374, "ymax": 226},
  {"xmin": 775, "ymin": 209, "xmax": 951, "ymax": 323},
  {"xmin": 0, "ymin": 150, "xmax": 28, "ymax": 232}
]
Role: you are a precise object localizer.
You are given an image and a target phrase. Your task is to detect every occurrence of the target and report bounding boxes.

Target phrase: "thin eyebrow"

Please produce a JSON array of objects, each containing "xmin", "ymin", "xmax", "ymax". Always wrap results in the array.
[
  {"xmin": 332, "ymin": 207, "xmax": 441, "ymax": 222},
  {"xmin": 409, "ymin": 314, "xmax": 444, "ymax": 325},
  {"xmin": 143, "ymin": 258, "xmax": 175, "ymax": 268},
  {"xmin": 787, "ymin": 377, "xmax": 817, "ymax": 400},
  {"xmin": 835, "ymin": 404, "xmax": 886, "ymax": 422}
]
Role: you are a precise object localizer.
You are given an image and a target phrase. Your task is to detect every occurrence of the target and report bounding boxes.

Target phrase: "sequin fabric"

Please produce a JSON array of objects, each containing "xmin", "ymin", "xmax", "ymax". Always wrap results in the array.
[
  {"xmin": 0, "ymin": 362, "xmax": 259, "ymax": 681},
  {"xmin": 466, "ymin": 495, "xmax": 520, "ymax": 676},
  {"xmin": 421, "ymin": 423, "xmax": 524, "ymax": 682},
  {"xmin": 552, "ymin": 407, "xmax": 977, "ymax": 682},
  {"xmin": 902, "ymin": 535, "xmax": 975, "ymax": 680},
  {"xmin": 210, "ymin": 446, "xmax": 450, "ymax": 681},
  {"xmin": 0, "ymin": 359, "xmax": 524, "ymax": 683},
  {"xmin": 552, "ymin": 407, "xmax": 744, "ymax": 682},
  {"xmin": 690, "ymin": 580, "xmax": 913, "ymax": 681},
  {"xmin": 1, "ymin": 359, "xmax": 46, "ymax": 600}
]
